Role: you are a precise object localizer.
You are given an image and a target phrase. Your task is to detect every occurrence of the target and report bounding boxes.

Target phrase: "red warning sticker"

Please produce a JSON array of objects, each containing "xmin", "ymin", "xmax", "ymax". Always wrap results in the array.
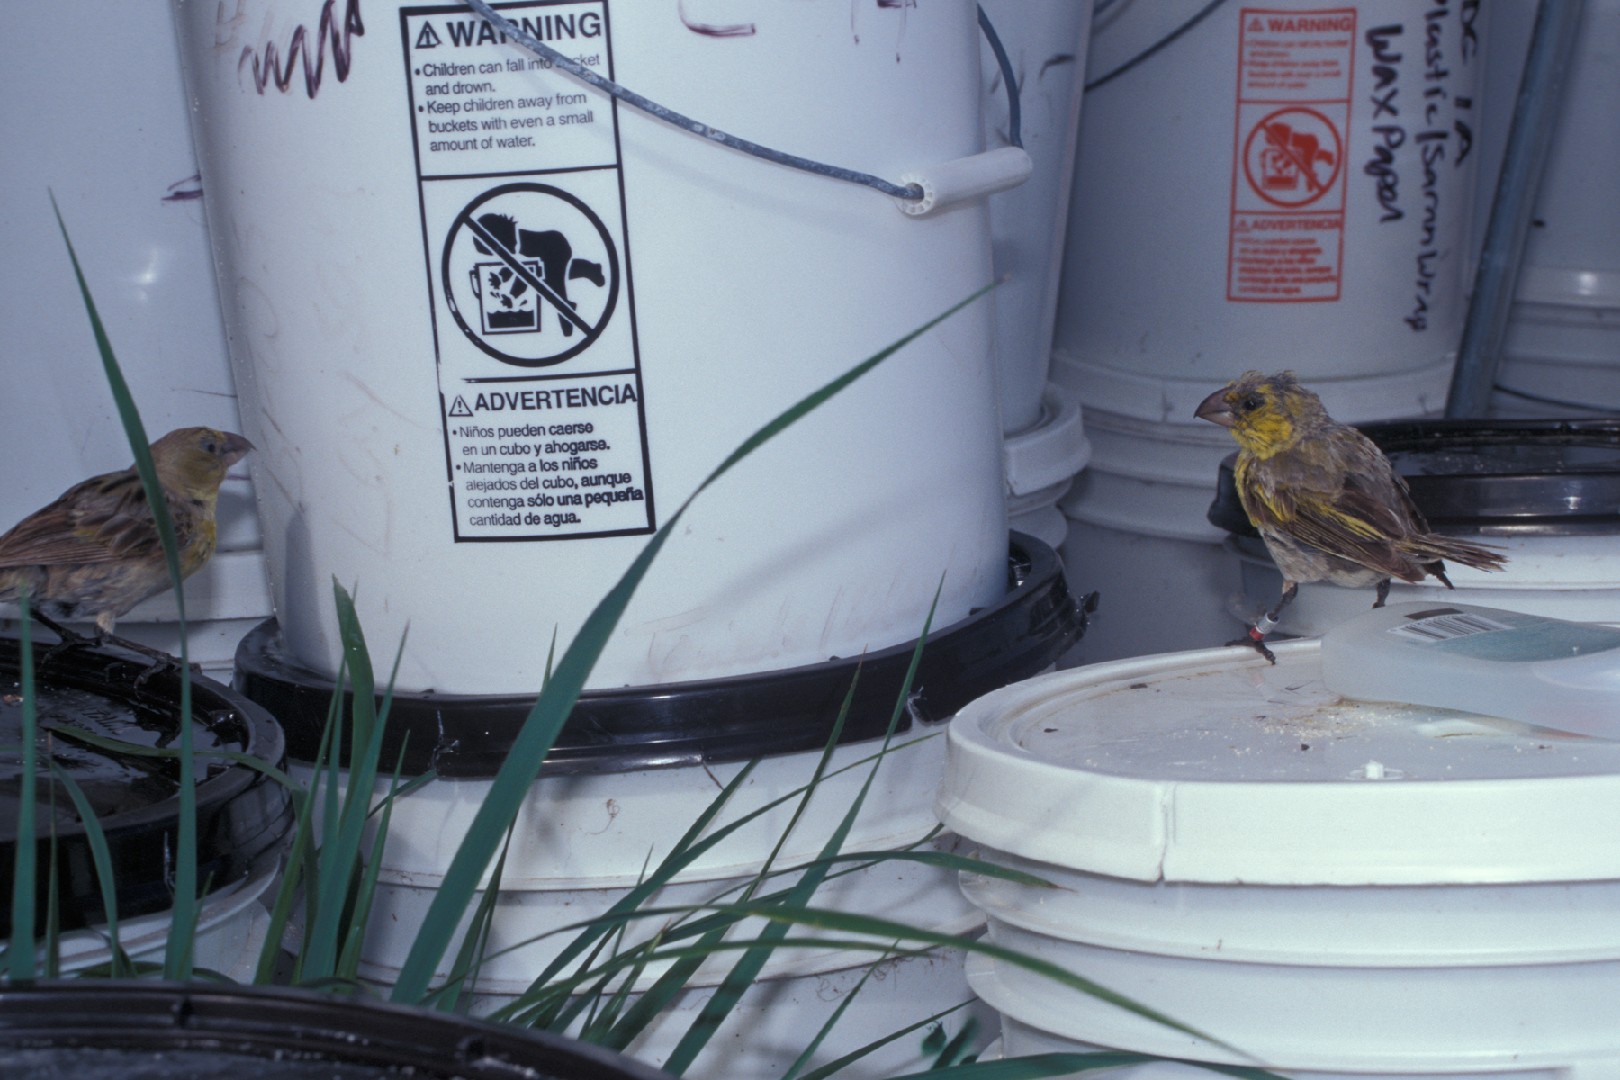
[{"xmin": 1227, "ymin": 8, "xmax": 1356, "ymax": 302}]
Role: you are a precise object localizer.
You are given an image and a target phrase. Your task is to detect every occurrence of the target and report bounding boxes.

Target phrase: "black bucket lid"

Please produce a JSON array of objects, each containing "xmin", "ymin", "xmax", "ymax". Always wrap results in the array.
[
  {"xmin": 1209, "ymin": 418, "xmax": 1620, "ymax": 538},
  {"xmin": 0, "ymin": 639, "xmax": 292, "ymax": 939},
  {"xmin": 0, "ymin": 980, "xmax": 674, "ymax": 1079},
  {"xmin": 235, "ymin": 532, "xmax": 1094, "ymax": 778}
]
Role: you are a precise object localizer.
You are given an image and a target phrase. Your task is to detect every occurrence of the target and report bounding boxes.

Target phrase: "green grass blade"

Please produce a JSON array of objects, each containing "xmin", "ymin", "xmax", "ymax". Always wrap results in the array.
[
  {"xmin": 335, "ymin": 748, "xmax": 410, "ymax": 984},
  {"xmin": 886, "ymin": 1055, "xmax": 1285, "ymax": 1080},
  {"xmin": 390, "ymin": 287, "xmax": 990, "ymax": 1004},
  {"xmin": 6, "ymin": 601, "xmax": 38, "ymax": 979},
  {"xmin": 302, "ymin": 582, "xmax": 392, "ymax": 978},
  {"xmin": 582, "ymin": 708, "xmax": 853, "ymax": 1052},
  {"xmin": 430, "ymin": 820, "xmax": 517, "ymax": 1013},
  {"xmin": 50, "ymin": 195, "xmax": 198, "ymax": 979},
  {"xmin": 779, "ymin": 951, "xmax": 889, "ymax": 1080},
  {"xmin": 255, "ymin": 684, "xmax": 342, "ymax": 985},
  {"xmin": 792, "ymin": 999, "xmax": 972, "ymax": 1080},
  {"xmin": 502, "ymin": 761, "xmax": 756, "ymax": 1013},
  {"xmin": 661, "ymin": 589, "xmax": 940, "ymax": 1075},
  {"xmin": 47, "ymin": 763, "xmax": 127, "ymax": 978},
  {"xmin": 43, "ymin": 791, "xmax": 59, "ymax": 980}
]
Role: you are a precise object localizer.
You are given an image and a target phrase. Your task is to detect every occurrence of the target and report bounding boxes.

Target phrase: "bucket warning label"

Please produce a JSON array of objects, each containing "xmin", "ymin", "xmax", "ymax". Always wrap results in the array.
[
  {"xmin": 401, "ymin": 1, "xmax": 653, "ymax": 541},
  {"xmin": 1227, "ymin": 9, "xmax": 1355, "ymax": 302}
]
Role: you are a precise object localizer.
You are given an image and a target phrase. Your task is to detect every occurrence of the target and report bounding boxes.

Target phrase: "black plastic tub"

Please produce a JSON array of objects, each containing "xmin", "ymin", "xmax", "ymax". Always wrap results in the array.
[
  {"xmin": 0, "ymin": 637, "xmax": 292, "ymax": 945},
  {"xmin": 235, "ymin": 533, "xmax": 1094, "ymax": 777},
  {"xmin": 0, "ymin": 980, "xmax": 674, "ymax": 1079}
]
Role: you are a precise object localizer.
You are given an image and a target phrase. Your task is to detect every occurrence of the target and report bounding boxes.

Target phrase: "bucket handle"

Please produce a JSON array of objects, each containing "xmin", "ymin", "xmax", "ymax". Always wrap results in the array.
[
  {"xmin": 895, "ymin": 147, "xmax": 1034, "ymax": 217},
  {"xmin": 460, "ymin": 0, "xmax": 1031, "ymax": 215}
]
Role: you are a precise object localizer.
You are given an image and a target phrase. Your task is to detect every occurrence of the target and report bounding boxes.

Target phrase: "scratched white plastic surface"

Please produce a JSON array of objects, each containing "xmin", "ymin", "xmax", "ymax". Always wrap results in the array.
[{"xmin": 937, "ymin": 639, "xmax": 1620, "ymax": 884}]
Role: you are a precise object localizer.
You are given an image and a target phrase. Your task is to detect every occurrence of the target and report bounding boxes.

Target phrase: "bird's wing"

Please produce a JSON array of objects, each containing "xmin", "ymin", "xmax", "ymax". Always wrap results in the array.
[
  {"xmin": 1244, "ymin": 427, "xmax": 1431, "ymax": 582},
  {"xmin": 0, "ymin": 469, "xmax": 186, "ymax": 568}
]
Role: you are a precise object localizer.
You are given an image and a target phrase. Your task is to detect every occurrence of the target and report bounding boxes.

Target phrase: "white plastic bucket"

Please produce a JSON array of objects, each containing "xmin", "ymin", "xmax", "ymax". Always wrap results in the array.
[
  {"xmin": 1056, "ymin": 0, "xmax": 1487, "ymax": 385},
  {"xmin": 1004, "ymin": 383, "xmax": 1090, "ymax": 553},
  {"xmin": 979, "ymin": 0, "xmax": 1093, "ymax": 435},
  {"xmin": 1475, "ymin": 0, "xmax": 1620, "ymax": 417},
  {"xmin": 50, "ymin": 862, "xmax": 276, "ymax": 987},
  {"xmin": 171, "ymin": 0, "xmax": 1011, "ymax": 696},
  {"xmin": 1054, "ymin": 357, "xmax": 1449, "ymax": 662},
  {"xmin": 938, "ymin": 640, "xmax": 1620, "ymax": 1077},
  {"xmin": 304, "ymin": 734, "xmax": 989, "ymax": 1078},
  {"xmin": 0, "ymin": 2, "xmax": 269, "ymax": 675},
  {"xmin": 1234, "ymin": 531, "xmax": 1620, "ymax": 636}
]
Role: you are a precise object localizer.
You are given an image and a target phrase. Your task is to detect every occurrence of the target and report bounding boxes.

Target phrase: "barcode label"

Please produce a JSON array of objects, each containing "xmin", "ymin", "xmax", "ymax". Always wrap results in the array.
[{"xmin": 1388, "ymin": 611, "xmax": 1514, "ymax": 643}]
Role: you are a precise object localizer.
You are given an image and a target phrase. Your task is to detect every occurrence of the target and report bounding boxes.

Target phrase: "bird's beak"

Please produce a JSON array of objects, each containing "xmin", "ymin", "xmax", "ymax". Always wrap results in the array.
[
  {"xmin": 222, "ymin": 432, "xmax": 255, "ymax": 465},
  {"xmin": 1194, "ymin": 388, "xmax": 1235, "ymax": 428}
]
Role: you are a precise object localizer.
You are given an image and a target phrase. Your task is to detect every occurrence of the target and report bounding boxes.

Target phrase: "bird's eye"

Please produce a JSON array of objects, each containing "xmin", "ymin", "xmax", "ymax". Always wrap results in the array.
[
  {"xmin": 202, "ymin": 438, "xmax": 218, "ymax": 454},
  {"xmin": 1239, "ymin": 394, "xmax": 1264, "ymax": 412}
]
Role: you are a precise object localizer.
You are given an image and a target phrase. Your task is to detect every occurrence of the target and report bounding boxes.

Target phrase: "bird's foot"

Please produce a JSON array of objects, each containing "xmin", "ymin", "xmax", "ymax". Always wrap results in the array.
[
  {"xmin": 1224, "ymin": 610, "xmax": 1280, "ymax": 664},
  {"xmin": 1225, "ymin": 625, "xmax": 1277, "ymax": 664},
  {"xmin": 32, "ymin": 617, "xmax": 101, "ymax": 667}
]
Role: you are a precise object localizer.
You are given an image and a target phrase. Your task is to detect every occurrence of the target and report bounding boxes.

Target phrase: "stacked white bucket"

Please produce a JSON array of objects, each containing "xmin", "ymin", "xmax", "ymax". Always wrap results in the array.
[
  {"xmin": 170, "ymin": 2, "xmax": 1032, "ymax": 1076},
  {"xmin": 980, "ymin": 0, "xmax": 1094, "ymax": 551},
  {"xmin": 939, "ymin": 640, "xmax": 1620, "ymax": 1076},
  {"xmin": 1054, "ymin": 1, "xmax": 1484, "ymax": 661},
  {"xmin": 0, "ymin": 3, "xmax": 271, "ymax": 676},
  {"xmin": 1482, "ymin": 0, "xmax": 1620, "ymax": 418}
]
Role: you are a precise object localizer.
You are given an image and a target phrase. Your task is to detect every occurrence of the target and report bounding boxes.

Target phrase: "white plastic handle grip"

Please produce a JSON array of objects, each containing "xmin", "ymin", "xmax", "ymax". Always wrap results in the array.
[{"xmin": 894, "ymin": 146, "xmax": 1033, "ymax": 217}]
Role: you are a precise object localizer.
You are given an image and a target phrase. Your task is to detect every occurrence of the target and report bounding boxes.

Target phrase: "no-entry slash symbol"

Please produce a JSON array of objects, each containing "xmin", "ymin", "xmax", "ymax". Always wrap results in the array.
[
  {"xmin": 1243, "ymin": 108, "xmax": 1342, "ymax": 208},
  {"xmin": 442, "ymin": 182, "xmax": 619, "ymax": 367}
]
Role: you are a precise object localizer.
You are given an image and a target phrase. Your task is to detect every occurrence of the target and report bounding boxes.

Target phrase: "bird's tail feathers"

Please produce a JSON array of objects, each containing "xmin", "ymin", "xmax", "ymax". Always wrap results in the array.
[{"xmin": 1407, "ymin": 534, "xmax": 1507, "ymax": 572}]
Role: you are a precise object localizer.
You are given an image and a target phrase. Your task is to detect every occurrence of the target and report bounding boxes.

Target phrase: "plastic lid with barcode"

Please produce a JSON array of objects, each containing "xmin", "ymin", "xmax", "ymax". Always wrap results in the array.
[
  {"xmin": 1321, "ymin": 601, "xmax": 1620, "ymax": 734},
  {"xmin": 935, "ymin": 635, "xmax": 1620, "ymax": 885}
]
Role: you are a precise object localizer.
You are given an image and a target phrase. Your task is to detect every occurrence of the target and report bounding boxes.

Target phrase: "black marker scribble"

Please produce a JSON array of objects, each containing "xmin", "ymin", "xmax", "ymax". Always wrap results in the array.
[
  {"xmin": 678, "ymin": 0, "xmax": 754, "ymax": 37},
  {"xmin": 239, "ymin": 0, "xmax": 365, "ymax": 98},
  {"xmin": 163, "ymin": 173, "xmax": 205, "ymax": 203},
  {"xmin": 1039, "ymin": 53, "xmax": 1076, "ymax": 80}
]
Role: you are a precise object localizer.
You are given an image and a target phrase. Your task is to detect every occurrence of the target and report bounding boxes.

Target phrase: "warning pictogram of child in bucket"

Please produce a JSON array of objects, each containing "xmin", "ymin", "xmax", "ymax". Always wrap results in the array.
[
  {"xmin": 442, "ymin": 182, "xmax": 619, "ymax": 366},
  {"xmin": 1242, "ymin": 108, "xmax": 1342, "ymax": 209}
]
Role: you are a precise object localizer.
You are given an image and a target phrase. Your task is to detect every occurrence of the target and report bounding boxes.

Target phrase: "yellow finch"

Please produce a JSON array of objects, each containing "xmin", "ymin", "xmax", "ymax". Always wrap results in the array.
[
  {"xmin": 0, "ymin": 427, "xmax": 253, "ymax": 654},
  {"xmin": 1196, "ymin": 371, "xmax": 1504, "ymax": 661}
]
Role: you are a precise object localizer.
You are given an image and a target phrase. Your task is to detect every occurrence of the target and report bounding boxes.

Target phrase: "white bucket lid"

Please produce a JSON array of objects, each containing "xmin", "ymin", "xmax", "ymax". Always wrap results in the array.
[{"xmin": 937, "ymin": 640, "xmax": 1620, "ymax": 886}]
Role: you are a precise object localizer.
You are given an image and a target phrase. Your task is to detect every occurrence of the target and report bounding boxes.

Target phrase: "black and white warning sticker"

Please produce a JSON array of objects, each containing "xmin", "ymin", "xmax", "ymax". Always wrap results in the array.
[{"xmin": 402, "ymin": 0, "xmax": 652, "ymax": 541}]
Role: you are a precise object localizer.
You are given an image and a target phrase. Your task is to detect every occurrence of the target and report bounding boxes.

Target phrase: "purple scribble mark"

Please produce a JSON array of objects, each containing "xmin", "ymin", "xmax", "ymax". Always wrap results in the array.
[
  {"xmin": 163, "ymin": 174, "xmax": 205, "ymax": 203},
  {"xmin": 239, "ymin": 0, "xmax": 365, "ymax": 98},
  {"xmin": 678, "ymin": 0, "xmax": 755, "ymax": 38}
]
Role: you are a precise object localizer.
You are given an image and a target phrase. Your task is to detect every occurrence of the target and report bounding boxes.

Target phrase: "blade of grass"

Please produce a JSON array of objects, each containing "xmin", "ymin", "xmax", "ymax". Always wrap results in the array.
[
  {"xmin": 428, "ymin": 819, "xmax": 517, "ymax": 1013},
  {"xmin": 301, "ymin": 583, "xmax": 396, "ymax": 978},
  {"xmin": 47, "ymin": 763, "xmax": 129, "ymax": 978},
  {"xmin": 6, "ymin": 597, "xmax": 38, "ymax": 980},
  {"xmin": 888, "ymin": 1055, "xmax": 1285, "ymax": 1080},
  {"xmin": 660, "ymin": 587, "xmax": 941, "ymax": 1075},
  {"xmin": 335, "ymin": 746, "xmax": 411, "ymax": 984},
  {"xmin": 487, "ymin": 738, "xmax": 937, "ymax": 1026},
  {"xmin": 778, "ymin": 949, "xmax": 894, "ymax": 1080},
  {"xmin": 43, "ymin": 770, "xmax": 60, "ymax": 979},
  {"xmin": 793, "ymin": 998, "xmax": 973, "ymax": 1080},
  {"xmin": 52, "ymin": 195, "xmax": 200, "ymax": 980},
  {"xmin": 255, "ymin": 672, "xmax": 344, "ymax": 985},
  {"xmin": 606, "ymin": 673, "xmax": 863, "ymax": 1058},
  {"xmin": 390, "ymin": 283, "xmax": 991, "ymax": 1005}
]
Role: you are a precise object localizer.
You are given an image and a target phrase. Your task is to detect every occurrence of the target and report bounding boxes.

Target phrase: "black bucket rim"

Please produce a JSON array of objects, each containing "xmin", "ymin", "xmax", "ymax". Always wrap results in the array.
[
  {"xmin": 0, "ymin": 641, "xmax": 293, "ymax": 938},
  {"xmin": 1208, "ymin": 418, "xmax": 1620, "ymax": 538},
  {"xmin": 0, "ymin": 979, "xmax": 674, "ymax": 1079},
  {"xmin": 234, "ymin": 532, "xmax": 1093, "ymax": 778}
]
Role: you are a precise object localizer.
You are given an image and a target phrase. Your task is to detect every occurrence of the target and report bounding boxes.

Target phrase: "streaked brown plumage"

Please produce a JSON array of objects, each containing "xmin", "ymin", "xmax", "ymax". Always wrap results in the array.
[
  {"xmin": 0, "ymin": 428, "xmax": 253, "ymax": 647},
  {"xmin": 1195, "ymin": 370, "xmax": 1505, "ymax": 661}
]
